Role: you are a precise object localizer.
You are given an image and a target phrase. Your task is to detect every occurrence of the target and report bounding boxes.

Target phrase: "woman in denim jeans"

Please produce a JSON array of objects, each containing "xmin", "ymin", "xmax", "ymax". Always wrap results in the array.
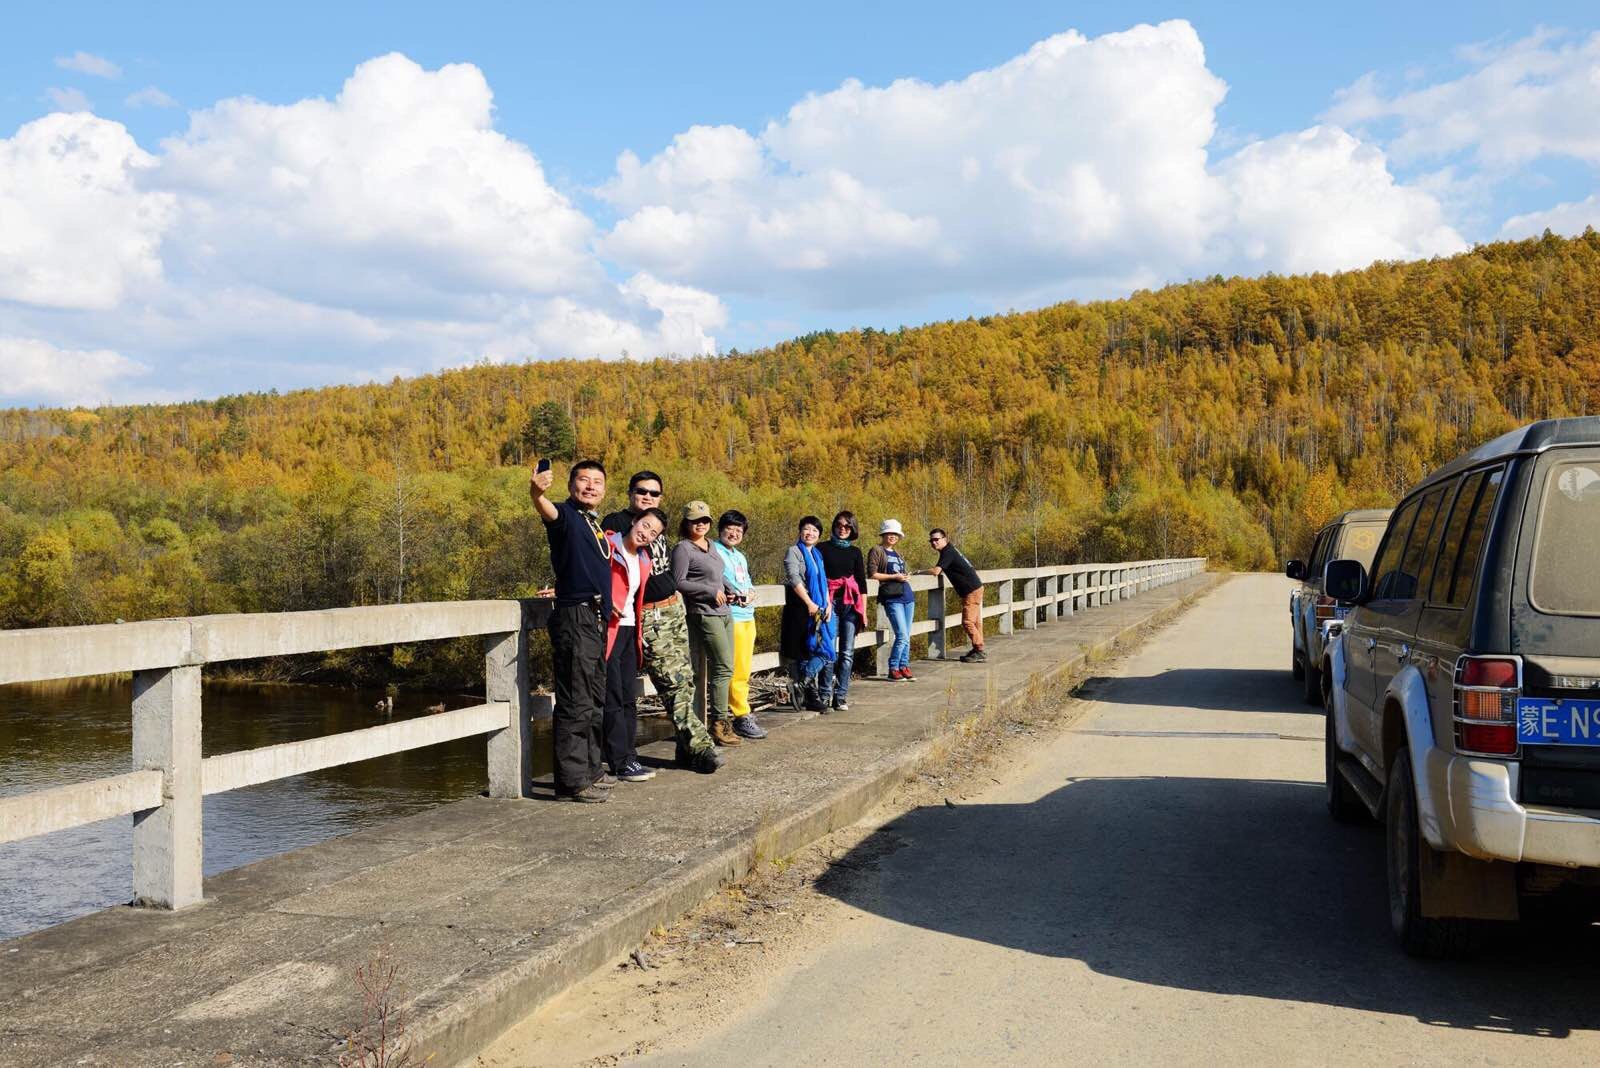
[
  {"xmin": 816, "ymin": 511, "xmax": 866, "ymax": 711},
  {"xmin": 867, "ymin": 519, "xmax": 917, "ymax": 681}
]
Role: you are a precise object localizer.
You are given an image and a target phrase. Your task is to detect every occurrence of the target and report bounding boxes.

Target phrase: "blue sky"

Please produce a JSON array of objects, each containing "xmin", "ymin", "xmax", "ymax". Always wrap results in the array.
[{"xmin": 2, "ymin": 3, "xmax": 1598, "ymax": 406}]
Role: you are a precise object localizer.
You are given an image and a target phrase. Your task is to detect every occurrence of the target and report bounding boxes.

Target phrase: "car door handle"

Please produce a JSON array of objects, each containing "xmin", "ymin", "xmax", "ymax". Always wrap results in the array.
[{"xmin": 1400, "ymin": 642, "xmax": 1411, "ymax": 660}]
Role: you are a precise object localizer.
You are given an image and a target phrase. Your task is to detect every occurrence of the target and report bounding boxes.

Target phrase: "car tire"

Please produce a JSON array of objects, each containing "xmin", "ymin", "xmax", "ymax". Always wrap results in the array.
[
  {"xmin": 1386, "ymin": 747, "xmax": 1483, "ymax": 958},
  {"xmin": 1325, "ymin": 710, "xmax": 1368, "ymax": 824},
  {"xmin": 1302, "ymin": 657, "xmax": 1321, "ymax": 706}
]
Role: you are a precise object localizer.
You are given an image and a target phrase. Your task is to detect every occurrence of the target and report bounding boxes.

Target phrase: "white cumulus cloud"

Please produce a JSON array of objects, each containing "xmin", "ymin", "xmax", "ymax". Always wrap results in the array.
[
  {"xmin": 55, "ymin": 52, "xmax": 121, "ymax": 79},
  {"xmin": 156, "ymin": 54, "xmax": 604, "ymax": 314},
  {"xmin": 0, "ymin": 54, "xmax": 725, "ymax": 404},
  {"xmin": 0, "ymin": 112, "xmax": 174, "ymax": 310},
  {"xmin": 601, "ymin": 20, "xmax": 1462, "ymax": 310},
  {"xmin": 0, "ymin": 337, "xmax": 147, "ymax": 406},
  {"xmin": 1218, "ymin": 126, "xmax": 1464, "ymax": 272}
]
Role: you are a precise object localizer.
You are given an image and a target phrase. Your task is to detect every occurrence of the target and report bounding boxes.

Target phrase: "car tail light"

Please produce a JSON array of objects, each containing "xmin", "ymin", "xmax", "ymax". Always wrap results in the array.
[
  {"xmin": 1453, "ymin": 656, "xmax": 1521, "ymax": 756},
  {"xmin": 1313, "ymin": 593, "xmax": 1337, "ymax": 622}
]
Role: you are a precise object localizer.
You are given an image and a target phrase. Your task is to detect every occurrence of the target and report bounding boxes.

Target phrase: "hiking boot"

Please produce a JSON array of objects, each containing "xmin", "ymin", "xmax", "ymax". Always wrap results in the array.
[
  {"xmin": 559, "ymin": 784, "xmax": 611, "ymax": 803},
  {"xmin": 616, "ymin": 759, "xmax": 656, "ymax": 782},
  {"xmin": 693, "ymin": 746, "xmax": 725, "ymax": 773},
  {"xmin": 733, "ymin": 715, "xmax": 768, "ymax": 739},
  {"xmin": 592, "ymin": 773, "xmax": 618, "ymax": 789},
  {"xmin": 710, "ymin": 718, "xmax": 743, "ymax": 746},
  {"xmin": 959, "ymin": 648, "xmax": 987, "ymax": 663}
]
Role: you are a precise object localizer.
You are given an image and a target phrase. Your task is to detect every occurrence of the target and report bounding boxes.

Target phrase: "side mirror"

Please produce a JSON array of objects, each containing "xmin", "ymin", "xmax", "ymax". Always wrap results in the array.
[
  {"xmin": 1325, "ymin": 559, "xmax": 1368, "ymax": 604},
  {"xmin": 1285, "ymin": 559, "xmax": 1306, "ymax": 581}
]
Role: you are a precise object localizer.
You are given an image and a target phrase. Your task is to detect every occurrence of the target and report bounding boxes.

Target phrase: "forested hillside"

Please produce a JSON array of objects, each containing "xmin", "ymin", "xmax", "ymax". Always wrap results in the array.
[{"xmin": 3, "ymin": 231, "xmax": 1597, "ymax": 678}]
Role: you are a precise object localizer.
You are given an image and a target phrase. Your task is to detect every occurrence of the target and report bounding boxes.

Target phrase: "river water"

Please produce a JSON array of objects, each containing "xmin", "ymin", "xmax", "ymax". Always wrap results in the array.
[{"xmin": 0, "ymin": 680, "xmax": 618, "ymax": 941}]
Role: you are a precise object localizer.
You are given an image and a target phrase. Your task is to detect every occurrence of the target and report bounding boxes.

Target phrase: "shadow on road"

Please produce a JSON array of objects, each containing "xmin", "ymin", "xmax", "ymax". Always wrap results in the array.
[
  {"xmin": 1077, "ymin": 668, "xmax": 1316, "ymax": 714},
  {"xmin": 819, "ymin": 775, "xmax": 1600, "ymax": 1039}
]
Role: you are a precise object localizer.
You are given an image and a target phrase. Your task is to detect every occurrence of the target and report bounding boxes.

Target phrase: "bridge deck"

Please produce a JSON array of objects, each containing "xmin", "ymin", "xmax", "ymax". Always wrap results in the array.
[{"xmin": 0, "ymin": 573, "xmax": 1217, "ymax": 1067}]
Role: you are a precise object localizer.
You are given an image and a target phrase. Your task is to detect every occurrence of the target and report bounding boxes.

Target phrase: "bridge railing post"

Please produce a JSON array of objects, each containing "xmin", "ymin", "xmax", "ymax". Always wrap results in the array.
[
  {"xmin": 927, "ymin": 577, "xmax": 948, "ymax": 660},
  {"xmin": 1022, "ymin": 573, "xmax": 1039, "ymax": 630},
  {"xmin": 485, "ymin": 614, "xmax": 532, "ymax": 799},
  {"xmin": 874, "ymin": 600, "xmax": 892, "ymax": 678},
  {"xmin": 131, "ymin": 665, "xmax": 203, "ymax": 910},
  {"xmin": 998, "ymin": 577, "xmax": 1014, "ymax": 636}
]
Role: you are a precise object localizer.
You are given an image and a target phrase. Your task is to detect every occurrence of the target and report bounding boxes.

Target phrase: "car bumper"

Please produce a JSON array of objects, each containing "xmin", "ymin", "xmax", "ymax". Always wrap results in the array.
[{"xmin": 1424, "ymin": 747, "xmax": 1600, "ymax": 867}]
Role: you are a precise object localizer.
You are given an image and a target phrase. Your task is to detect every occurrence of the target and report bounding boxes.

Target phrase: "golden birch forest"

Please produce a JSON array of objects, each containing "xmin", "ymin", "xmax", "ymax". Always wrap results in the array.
[{"xmin": 2, "ymin": 231, "xmax": 1597, "ymax": 679}]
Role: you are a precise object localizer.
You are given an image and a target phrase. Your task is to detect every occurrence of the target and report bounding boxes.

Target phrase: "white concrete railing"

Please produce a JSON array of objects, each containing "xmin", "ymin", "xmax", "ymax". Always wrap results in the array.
[
  {"xmin": 0, "ymin": 556, "xmax": 1204, "ymax": 910},
  {"xmin": 0, "ymin": 601, "xmax": 534, "ymax": 911}
]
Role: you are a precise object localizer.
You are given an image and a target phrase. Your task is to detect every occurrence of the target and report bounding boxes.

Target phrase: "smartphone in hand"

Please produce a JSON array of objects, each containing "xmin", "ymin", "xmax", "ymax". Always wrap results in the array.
[{"xmin": 536, "ymin": 457, "xmax": 551, "ymax": 474}]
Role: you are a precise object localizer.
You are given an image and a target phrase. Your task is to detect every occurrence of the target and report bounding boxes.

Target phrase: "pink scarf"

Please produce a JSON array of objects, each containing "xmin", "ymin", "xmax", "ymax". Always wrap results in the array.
[{"xmin": 827, "ymin": 574, "xmax": 866, "ymax": 624}]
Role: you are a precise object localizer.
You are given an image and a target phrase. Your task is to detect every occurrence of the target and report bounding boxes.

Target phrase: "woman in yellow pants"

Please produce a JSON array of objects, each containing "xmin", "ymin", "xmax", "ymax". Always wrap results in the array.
[{"xmin": 714, "ymin": 510, "xmax": 766, "ymax": 739}]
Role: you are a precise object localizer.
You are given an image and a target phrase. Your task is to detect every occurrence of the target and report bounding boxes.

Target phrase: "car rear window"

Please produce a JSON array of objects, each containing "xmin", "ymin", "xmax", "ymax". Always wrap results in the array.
[
  {"xmin": 1334, "ymin": 522, "xmax": 1385, "ymax": 569},
  {"xmin": 1530, "ymin": 459, "xmax": 1600, "ymax": 617}
]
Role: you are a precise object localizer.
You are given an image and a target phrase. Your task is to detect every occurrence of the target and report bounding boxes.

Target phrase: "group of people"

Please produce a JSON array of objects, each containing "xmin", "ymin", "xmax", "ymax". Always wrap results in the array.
[{"xmin": 531, "ymin": 459, "xmax": 988, "ymax": 803}]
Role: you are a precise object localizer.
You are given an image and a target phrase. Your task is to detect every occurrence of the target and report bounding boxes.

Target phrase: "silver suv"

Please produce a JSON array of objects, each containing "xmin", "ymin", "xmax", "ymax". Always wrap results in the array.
[
  {"xmin": 1323, "ymin": 417, "xmax": 1600, "ymax": 956},
  {"xmin": 1286, "ymin": 509, "xmax": 1389, "ymax": 705}
]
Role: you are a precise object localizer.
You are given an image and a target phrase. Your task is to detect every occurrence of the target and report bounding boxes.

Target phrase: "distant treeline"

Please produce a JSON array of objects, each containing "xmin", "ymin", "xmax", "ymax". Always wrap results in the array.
[{"xmin": 2, "ymin": 230, "xmax": 1597, "ymax": 684}]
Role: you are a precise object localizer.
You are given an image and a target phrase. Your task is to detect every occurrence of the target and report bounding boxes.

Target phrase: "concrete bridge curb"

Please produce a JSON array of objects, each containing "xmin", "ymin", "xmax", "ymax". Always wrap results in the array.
[{"xmin": 0, "ymin": 572, "xmax": 1223, "ymax": 1067}]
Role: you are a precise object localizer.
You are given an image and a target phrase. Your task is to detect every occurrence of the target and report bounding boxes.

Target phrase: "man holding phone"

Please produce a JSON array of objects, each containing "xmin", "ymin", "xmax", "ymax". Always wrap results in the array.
[{"xmin": 531, "ymin": 457, "xmax": 615, "ymax": 802}]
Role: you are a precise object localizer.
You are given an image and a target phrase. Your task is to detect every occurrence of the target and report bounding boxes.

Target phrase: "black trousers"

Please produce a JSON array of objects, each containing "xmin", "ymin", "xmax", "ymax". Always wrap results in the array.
[
  {"xmin": 603, "ymin": 626, "xmax": 639, "ymax": 770},
  {"xmin": 550, "ymin": 601, "xmax": 606, "ymax": 794}
]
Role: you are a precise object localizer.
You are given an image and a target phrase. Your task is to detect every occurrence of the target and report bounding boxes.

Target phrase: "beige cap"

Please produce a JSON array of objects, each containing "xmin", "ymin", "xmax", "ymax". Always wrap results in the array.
[{"xmin": 682, "ymin": 499, "xmax": 713, "ymax": 521}]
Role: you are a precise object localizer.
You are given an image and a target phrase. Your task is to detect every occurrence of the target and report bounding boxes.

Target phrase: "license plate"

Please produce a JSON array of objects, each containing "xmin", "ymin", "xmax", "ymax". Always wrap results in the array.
[{"xmin": 1518, "ymin": 698, "xmax": 1600, "ymax": 746}]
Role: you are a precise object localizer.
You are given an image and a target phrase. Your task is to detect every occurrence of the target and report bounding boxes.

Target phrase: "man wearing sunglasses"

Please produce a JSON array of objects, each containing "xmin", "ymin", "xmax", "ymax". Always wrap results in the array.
[
  {"xmin": 918, "ymin": 528, "xmax": 986, "ymax": 663},
  {"xmin": 603, "ymin": 471, "xmax": 722, "ymax": 773}
]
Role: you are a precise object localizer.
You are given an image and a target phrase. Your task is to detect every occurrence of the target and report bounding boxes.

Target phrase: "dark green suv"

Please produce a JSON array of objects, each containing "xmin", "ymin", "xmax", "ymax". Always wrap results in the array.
[
  {"xmin": 1286, "ymin": 509, "xmax": 1389, "ymax": 705},
  {"xmin": 1323, "ymin": 417, "xmax": 1600, "ymax": 956}
]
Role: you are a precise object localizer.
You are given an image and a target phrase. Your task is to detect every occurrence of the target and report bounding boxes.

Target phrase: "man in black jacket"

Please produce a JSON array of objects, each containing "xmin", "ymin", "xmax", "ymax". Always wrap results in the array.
[
  {"xmin": 920, "ymin": 528, "xmax": 986, "ymax": 662},
  {"xmin": 531, "ymin": 459, "xmax": 614, "ymax": 801}
]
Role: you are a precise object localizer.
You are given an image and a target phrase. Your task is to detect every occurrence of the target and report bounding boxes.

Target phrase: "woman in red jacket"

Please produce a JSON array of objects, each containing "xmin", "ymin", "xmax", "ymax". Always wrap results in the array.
[{"xmin": 603, "ymin": 507, "xmax": 667, "ymax": 783}]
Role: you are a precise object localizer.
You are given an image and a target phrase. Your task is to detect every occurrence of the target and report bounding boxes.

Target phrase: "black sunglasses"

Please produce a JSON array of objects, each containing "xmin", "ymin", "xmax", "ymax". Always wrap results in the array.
[{"xmin": 632, "ymin": 487, "xmax": 663, "ymax": 497}]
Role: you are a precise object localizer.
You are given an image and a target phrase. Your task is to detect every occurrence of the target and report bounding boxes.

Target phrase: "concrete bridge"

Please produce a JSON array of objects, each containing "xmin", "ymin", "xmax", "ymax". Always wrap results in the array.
[{"xmin": 0, "ymin": 557, "xmax": 1205, "ymax": 1065}]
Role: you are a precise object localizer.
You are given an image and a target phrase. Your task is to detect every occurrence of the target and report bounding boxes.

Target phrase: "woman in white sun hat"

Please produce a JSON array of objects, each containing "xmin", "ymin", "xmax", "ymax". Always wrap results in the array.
[{"xmin": 867, "ymin": 518, "xmax": 917, "ymax": 681}]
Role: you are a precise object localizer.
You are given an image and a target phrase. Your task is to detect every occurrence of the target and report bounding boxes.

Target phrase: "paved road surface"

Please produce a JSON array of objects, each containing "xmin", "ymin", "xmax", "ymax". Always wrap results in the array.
[{"xmin": 637, "ymin": 573, "xmax": 1600, "ymax": 1066}]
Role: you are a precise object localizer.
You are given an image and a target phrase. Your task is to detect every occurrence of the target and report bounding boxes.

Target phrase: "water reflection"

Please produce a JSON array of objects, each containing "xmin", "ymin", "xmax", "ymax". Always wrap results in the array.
[{"xmin": 0, "ymin": 678, "xmax": 559, "ymax": 941}]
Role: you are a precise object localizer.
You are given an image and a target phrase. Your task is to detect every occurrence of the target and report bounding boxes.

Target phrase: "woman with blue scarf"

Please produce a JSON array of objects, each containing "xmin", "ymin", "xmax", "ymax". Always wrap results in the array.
[{"xmin": 780, "ymin": 515, "xmax": 835, "ymax": 712}]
